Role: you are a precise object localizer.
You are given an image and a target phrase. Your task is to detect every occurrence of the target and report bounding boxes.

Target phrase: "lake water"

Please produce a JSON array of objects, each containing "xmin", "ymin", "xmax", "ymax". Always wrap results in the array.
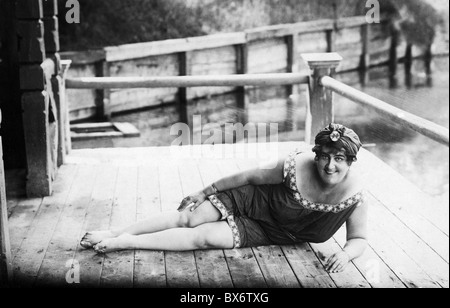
[{"xmin": 103, "ymin": 56, "xmax": 449, "ymax": 203}]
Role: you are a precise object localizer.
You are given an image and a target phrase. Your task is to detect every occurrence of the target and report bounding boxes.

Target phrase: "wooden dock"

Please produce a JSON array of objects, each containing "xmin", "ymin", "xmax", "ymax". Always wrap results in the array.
[{"xmin": 5, "ymin": 142, "xmax": 449, "ymax": 288}]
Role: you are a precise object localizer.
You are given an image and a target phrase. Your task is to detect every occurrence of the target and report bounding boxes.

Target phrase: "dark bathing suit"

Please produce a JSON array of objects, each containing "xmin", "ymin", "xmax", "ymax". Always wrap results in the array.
[{"xmin": 208, "ymin": 150, "xmax": 364, "ymax": 248}]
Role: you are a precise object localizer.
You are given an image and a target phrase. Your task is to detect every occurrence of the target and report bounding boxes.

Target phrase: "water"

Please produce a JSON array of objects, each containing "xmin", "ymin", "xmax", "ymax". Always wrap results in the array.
[{"xmin": 105, "ymin": 57, "xmax": 449, "ymax": 202}]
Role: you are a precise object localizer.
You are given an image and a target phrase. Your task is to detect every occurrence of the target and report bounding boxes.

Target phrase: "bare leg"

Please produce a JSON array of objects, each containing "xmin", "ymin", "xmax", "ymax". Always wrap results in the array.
[
  {"xmin": 94, "ymin": 221, "xmax": 234, "ymax": 253},
  {"xmin": 81, "ymin": 200, "xmax": 221, "ymax": 248}
]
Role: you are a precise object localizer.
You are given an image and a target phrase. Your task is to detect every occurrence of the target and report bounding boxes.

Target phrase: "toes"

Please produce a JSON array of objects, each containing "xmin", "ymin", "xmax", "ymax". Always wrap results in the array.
[
  {"xmin": 80, "ymin": 240, "xmax": 93, "ymax": 249},
  {"xmin": 94, "ymin": 243, "xmax": 106, "ymax": 254}
]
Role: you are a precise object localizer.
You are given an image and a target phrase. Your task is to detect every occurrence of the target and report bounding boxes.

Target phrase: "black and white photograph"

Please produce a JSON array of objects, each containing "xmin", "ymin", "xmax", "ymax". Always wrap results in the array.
[{"xmin": 0, "ymin": 0, "xmax": 448, "ymax": 292}]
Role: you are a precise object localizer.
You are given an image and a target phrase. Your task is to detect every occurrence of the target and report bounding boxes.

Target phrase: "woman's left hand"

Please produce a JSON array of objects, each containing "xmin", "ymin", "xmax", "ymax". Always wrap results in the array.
[{"xmin": 325, "ymin": 251, "xmax": 350, "ymax": 273}]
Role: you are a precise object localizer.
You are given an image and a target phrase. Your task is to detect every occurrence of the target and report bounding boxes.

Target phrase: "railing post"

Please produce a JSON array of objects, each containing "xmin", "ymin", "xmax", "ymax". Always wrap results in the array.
[
  {"xmin": 424, "ymin": 44, "xmax": 433, "ymax": 86},
  {"xmin": 102, "ymin": 59, "xmax": 112, "ymax": 120},
  {"xmin": 285, "ymin": 34, "xmax": 297, "ymax": 96},
  {"xmin": 302, "ymin": 53, "xmax": 343, "ymax": 144},
  {"xmin": 177, "ymin": 51, "xmax": 191, "ymax": 125},
  {"xmin": 359, "ymin": 24, "xmax": 370, "ymax": 86},
  {"xmin": 235, "ymin": 43, "xmax": 248, "ymax": 124},
  {"xmin": 404, "ymin": 43, "xmax": 413, "ymax": 88},
  {"xmin": 388, "ymin": 24, "xmax": 399, "ymax": 88},
  {"xmin": 0, "ymin": 110, "xmax": 13, "ymax": 286},
  {"xmin": 326, "ymin": 29, "xmax": 335, "ymax": 53},
  {"xmin": 94, "ymin": 60, "xmax": 106, "ymax": 120},
  {"xmin": 60, "ymin": 60, "xmax": 72, "ymax": 157}
]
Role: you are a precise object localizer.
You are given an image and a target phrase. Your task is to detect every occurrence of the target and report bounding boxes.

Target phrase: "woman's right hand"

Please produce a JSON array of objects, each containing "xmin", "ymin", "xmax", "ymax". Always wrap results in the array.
[{"xmin": 177, "ymin": 191, "xmax": 207, "ymax": 212}]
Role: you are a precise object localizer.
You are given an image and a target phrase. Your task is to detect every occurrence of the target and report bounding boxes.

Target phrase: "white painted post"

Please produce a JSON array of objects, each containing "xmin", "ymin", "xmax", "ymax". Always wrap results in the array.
[{"xmin": 302, "ymin": 53, "xmax": 343, "ymax": 144}]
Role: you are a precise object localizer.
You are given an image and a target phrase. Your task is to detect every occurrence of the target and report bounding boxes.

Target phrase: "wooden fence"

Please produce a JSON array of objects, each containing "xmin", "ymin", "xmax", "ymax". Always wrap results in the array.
[
  {"xmin": 66, "ymin": 52, "xmax": 449, "ymax": 148},
  {"xmin": 63, "ymin": 16, "xmax": 432, "ymax": 122}
]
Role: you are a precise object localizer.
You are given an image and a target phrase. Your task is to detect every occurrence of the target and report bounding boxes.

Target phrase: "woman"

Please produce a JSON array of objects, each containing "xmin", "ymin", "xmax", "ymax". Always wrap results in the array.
[{"xmin": 80, "ymin": 123, "xmax": 368, "ymax": 273}]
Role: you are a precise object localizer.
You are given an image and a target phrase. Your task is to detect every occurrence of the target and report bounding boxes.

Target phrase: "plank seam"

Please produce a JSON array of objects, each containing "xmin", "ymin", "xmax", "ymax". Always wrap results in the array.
[{"xmin": 22, "ymin": 165, "xmax": 80, "ymax": 286}]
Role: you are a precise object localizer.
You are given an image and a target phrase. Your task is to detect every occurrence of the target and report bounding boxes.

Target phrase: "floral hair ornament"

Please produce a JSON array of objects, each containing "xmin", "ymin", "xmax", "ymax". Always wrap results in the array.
[{"xmin": 329, "ymin": 130, "xmax": 341, "ymax": 142}]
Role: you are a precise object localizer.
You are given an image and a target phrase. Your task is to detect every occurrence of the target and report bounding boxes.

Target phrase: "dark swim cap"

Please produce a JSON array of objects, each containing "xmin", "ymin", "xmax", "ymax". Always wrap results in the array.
[{"xmin": 312, "ymin": 123, "xmax": 362, "ymax": 161}]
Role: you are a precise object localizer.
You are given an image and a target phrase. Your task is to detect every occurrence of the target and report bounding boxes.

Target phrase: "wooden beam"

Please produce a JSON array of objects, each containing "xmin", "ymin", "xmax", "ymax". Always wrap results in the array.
[
  {"xmin": 245, "ymin": 19, "xmax": 334, "ymax": 42},
  {"xmin": 66, "ymin": 73, "xmax": 309, "ymax": 89},
  {"xmin": 21, "ymin": 91, "xmax": 52, "ymax": 197},
  {"xmin": 104, "ymin": 33, "xmax": 246, "ymax": 62}
]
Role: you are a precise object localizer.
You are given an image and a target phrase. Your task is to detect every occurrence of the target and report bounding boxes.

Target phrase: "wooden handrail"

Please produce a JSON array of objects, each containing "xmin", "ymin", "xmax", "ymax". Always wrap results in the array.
[
  {"xmin": 66, "ymin": 73, "xmax": 309, "ymax": 89},
  {"xmin": 320, "ymin": 76, "xmax": 450, "ymax": 147}
]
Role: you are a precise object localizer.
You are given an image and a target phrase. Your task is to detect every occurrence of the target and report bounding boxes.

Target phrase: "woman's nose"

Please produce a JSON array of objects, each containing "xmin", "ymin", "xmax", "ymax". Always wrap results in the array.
[{"xmin": 326, "ymin": 159, "xmax": 336, "ymax": 170}]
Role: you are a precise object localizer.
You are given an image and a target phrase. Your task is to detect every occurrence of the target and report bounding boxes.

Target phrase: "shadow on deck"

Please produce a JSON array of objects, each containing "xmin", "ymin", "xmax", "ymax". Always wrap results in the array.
[{"xmin": 5, "ymin": 142, "xmax": 449, "ymax": 288}]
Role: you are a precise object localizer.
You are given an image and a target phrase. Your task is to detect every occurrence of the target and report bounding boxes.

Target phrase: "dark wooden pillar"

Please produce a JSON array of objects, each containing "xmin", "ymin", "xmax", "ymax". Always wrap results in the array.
[
  {"xmin": 17, "ymin": 0, "xmax": 62, "ymax": 197},
  {"xmin": 0, "ymin": 0, "xmax": 27, "ymax": 170},
  {"xmin": 302, "ymin": 53, "xmax": 342, "ymax": 144}
]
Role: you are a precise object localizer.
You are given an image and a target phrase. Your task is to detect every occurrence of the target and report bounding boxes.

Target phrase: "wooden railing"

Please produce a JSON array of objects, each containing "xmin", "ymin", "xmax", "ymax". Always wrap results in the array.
[
  {"xmin": 66, "ymin": 73, "xmax": 309, "ymax": 89},
  {"xmin": 65, "ymin": 52, "xmax": 449, "ymax": 148},
  {"xmin": 63, "ymin": 16, "xmax": 416, "ymax": 121},
  {"xmin": 320, "ymin": 76, "xmax": 449, "ymax": 147}
]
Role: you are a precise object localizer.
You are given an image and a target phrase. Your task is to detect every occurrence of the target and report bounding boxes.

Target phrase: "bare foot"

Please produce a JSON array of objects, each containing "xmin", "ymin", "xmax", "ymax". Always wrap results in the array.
[
  {"xmin": 80, "ymin": 230, "xmax": 117, "ymax": 249},
  {"xmin": 93, "ymin": 233, "xmax": 133, "ymax": 254}
]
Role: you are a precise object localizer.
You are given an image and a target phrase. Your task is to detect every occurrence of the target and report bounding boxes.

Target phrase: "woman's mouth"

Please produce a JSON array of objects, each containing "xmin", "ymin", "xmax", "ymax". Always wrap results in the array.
[{"xmin": 324, "ymin": 170, "xmax": 336, "ymax": 175}]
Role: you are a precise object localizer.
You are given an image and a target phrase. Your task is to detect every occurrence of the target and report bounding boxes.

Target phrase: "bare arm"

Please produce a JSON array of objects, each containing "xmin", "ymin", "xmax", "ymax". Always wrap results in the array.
[
  {"xmin": 178, "ymin": 157, "xmax": 286, "ymax": 211},
  {"xmin": 343, "ymin": 198, "xmax": 369, "ymax": 260},
  {"xmin": 325, "ymin": 197, "xmax": 368, "ymax": 273}
]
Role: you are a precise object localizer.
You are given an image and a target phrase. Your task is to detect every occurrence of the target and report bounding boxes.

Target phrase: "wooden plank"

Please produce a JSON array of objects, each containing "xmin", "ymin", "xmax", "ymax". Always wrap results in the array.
[
  {"xmin": 60, "ymin": 50, "xmax": 106, "ymax": 65},
  {"xmin": 35, "ymin": 165, "xmax": 97, "ymax": 286},
  {"xmin": 160, "ymin": 161, "xmax": 200, "ymax": 288},
  {"xmin": 105, "ymin": 32, "xmax": 246, "ymax": 62},
  {"xmin": 100, "ymin": 166, "xmax": 138, "ymax": 288},
  {"xmin": 7, "ymin": 198, "xmax": 42, "ymax": 257},
  {"xmin": 134, "ymin": 165, "xmax": 166, "ymax": 288},
  {"xmin": 309, "ymin": 239, "xmax": 372, "ymax": 288},
  {"xmin": 245, "ymin": 19, "xmax": 334, "ymax": 41},
  {"xmin": 363, "ymin": 194, "xmax": 441, "ymax": 288},
  {"xmin": 253, "ymin": 246, "xmax": 301, "ymax": 288},
  {"xmin": 333, "ymin": 227, "xmax": 406, "ymax": 288},
  {"xmin": 113, "ymin": 122, "xmax": 140, "ymax": 137},
  {"xmin": 335, "ymin": 16, "xmax": 369, "ymax": 29},
  {"xmin": 180, "ymin": 161, "xmax": 234, "ymax": 288},
  {"xmin": 219, "ymin": 159, "xmax": 267, "ymax": 288},
  {"xmin": 359, "ymin": 150, "xmax": 449, "ymax": 259},
  {"xmin": 165, "ymin": 251, "xmax": 199, "ymax": 288},
  {"xmin": 12, "ymin": 164, "xmax": 78, "ymax": 286},
  {"xmin": 71, "ymin": 165, "xmax": 118, "ymax": 287},
  {"xmin": 281, "ymin": 244, "xmax": 336, "ymax": 288},
  {"xmin": 369, "ymin": 194, "xmax": 448, "ymax": 288}
]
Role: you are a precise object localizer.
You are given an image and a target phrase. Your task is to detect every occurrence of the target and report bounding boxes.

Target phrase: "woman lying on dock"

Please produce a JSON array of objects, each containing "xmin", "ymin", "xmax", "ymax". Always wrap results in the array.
[{"xmin": 80, "ymin": 123, "xmax": 368, "ymax": 273}]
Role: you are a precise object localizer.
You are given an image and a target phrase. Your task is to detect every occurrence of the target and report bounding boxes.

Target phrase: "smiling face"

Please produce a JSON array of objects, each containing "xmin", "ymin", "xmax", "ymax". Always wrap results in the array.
[{"xmin": 315, "ymin": 146, "xmax": 352, "ymax": 187}]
